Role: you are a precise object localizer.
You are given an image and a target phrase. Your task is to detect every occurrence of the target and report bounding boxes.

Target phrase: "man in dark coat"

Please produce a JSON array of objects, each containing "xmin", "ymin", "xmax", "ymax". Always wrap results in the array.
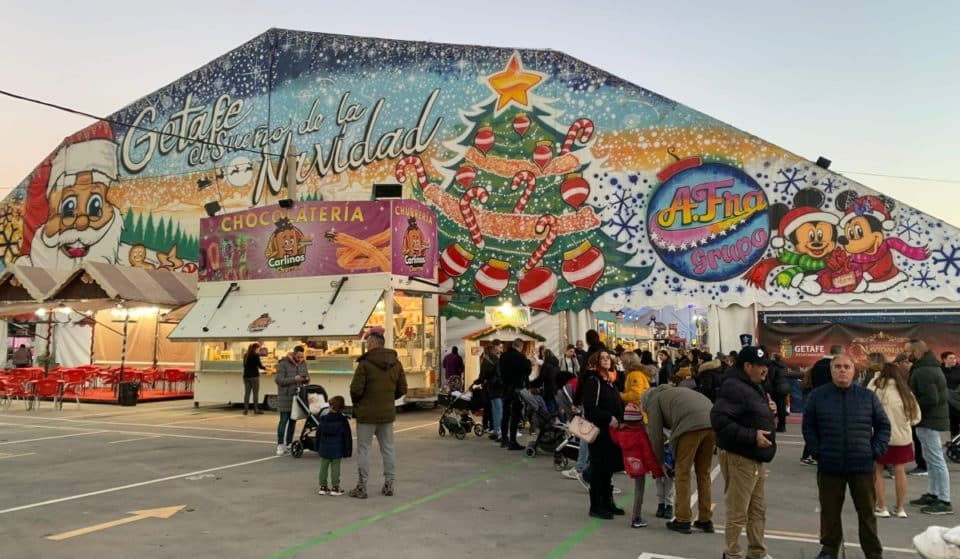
[
  {"xmin": 802, "ymin": 353, "xmax": 890, "ymax": 559},
  {"xmin": 498, "ymin": 338, "xmax": 531, "ymax": 451},
  {"xmin": 349, "ymin": 331, "xmax": 407, "ymax": 498},
  {"xmin": 941, "ymin": 351, "xmax": 960, "ymax": 437},
  {"xmin": 711, "ymin": 346, "xmax": 777, "ymax": 559},
  {"xmin": 906, "ymin": 339, "xmax": 952, "ymax": 514},
  {"xmin": 801, "ymin": 345, "xmax": 844, "ymax": 465},
  {"xmin": 766, "ymin": 352, "xmax": 791, "ymax": 433}
]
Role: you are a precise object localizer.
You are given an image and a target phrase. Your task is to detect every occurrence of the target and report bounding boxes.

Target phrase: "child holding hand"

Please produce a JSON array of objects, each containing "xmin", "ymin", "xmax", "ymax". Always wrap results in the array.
[{"xmin": 318, "ymin": 396, "xmax": 352, "ymax": 496}]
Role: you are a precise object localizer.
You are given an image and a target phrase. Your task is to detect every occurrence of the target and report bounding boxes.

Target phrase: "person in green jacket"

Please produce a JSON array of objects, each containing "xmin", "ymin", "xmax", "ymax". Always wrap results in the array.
[
  {"xmin": 905, "ymin": 340, "xmax": 952, "ymax": 515},
  {"xmin": 348, "ymin": 330, "xmax": 407, "ymax": 499}
]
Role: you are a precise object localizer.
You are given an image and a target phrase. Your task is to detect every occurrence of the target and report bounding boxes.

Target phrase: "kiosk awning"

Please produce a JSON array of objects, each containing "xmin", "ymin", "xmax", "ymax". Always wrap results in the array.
[{"xmin": 169, "ymin": 278, "xmax": 383, "ymax": 341}]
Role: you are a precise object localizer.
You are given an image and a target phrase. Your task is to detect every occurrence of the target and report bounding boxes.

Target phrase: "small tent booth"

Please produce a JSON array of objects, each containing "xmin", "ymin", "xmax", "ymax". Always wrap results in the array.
[
  {"xmin": 0, "ymin": 264, "xmax": 74, "ymax": 368},
  {"xmin": 169, "ymin": 199, "xmax": 442, "ymax": 408},
  {"xmin": 462, "ymin": 324, "xmax": 545, "ymax": 390}
]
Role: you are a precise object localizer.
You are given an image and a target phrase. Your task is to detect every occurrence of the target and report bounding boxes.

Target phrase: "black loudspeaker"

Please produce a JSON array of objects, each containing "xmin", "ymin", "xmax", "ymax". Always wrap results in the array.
[
  {"xmin": 278, "ymin": 199, "xmax": 294, "ymax": 209},
  {"xmin": 815, "ymin": 156, "xmax": 831, "ymax": 170},
  {"xmin": 373, "ymin": 183, "xmax": 402, "ymax": 200},
  {"xmin": 204, "ymin": 201, "xmax": 222, "ymax": 217}
]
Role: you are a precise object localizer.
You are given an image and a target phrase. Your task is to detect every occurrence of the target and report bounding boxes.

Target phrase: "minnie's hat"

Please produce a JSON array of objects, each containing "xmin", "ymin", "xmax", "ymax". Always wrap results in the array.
[
  {"xmin": 770, "ymin": 206, "xmax": 839, "ymax": 249},
  {"xmin": 838, "ymin": 195, "xmax": 895, "ymax": 231}
]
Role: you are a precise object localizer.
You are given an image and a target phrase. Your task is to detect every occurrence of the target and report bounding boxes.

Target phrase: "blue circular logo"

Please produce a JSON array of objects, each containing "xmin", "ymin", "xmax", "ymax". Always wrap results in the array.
[{"xmin": 646, "ymin": 161, "xmax": 770, "ymax": 281}]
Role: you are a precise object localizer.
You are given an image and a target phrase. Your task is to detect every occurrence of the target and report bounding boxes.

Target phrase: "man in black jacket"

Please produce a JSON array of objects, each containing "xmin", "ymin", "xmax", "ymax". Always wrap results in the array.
[
  {"xmin": 766, "ymin": 353, "xmax": 791, "ymax": 433},
  {"xmin": 498, "ymin": 338, "xmax": 531, "ymax": 451},
  {"xmin": 711, "ymin": 346, "xmax": 777, "ymax": 559},
  {"xmin": 801, "ymin": 345, "xmax": 844, "ymax": 465},
  {"xmin": 802, "ymin": 353, "xmax": 890, "ymax": 559},
  {"xmin": 942, "ymin": 351, "xmax": 960, "ymax": 437}
]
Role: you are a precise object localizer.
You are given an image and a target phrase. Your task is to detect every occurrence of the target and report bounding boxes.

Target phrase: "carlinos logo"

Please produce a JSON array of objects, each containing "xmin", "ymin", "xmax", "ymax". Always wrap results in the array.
[
  {"xmin": 646, "ymin": 158, "xmax": 770, "ymax": 281},
  {"xmin": 264, "ymin": 217, "xmax": 313, "ymax": 273}
]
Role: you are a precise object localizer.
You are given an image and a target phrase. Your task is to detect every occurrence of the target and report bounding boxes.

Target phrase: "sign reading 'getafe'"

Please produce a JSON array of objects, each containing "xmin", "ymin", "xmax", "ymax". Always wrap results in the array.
[{"xmin": 198, "ymin": 200, "xmax": 436, "ymax": 281}]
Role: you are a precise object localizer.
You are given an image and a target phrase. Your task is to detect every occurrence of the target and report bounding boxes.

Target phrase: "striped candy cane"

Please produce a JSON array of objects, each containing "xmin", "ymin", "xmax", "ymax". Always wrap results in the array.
[
  {"xmin": 511, "ymin": 171, "xmax": 536, "ymax": 214},
  {"xmin": 459, "ymin": 187, "xmax": 489, "ymax": 248},
  {"xmin": 395, "ymin": 156, "xmax": 427, "ymax": 189},
  {"xmin": 560, "ymin": 118, "xmax": 595, "ymax": 155},
  {"xmin": 524, "ymin": 214, "xmax": 558, "ymax": 272}
]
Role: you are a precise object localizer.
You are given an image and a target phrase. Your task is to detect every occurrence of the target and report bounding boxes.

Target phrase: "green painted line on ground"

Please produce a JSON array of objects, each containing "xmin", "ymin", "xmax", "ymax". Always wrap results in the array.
[
  {"xmin": 262, "ymin": 458, "xmax": 529, "ymax": 559},
  {"xmin": 543, "ymin": 490, "xmax": 637, "ymax": 559}
]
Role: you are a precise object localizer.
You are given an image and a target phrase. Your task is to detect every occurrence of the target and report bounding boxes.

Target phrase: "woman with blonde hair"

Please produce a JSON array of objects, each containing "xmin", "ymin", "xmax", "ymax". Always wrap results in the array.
[{"xmin": 868, "ymin": 362, "xmax": 922, "ymax": 517}]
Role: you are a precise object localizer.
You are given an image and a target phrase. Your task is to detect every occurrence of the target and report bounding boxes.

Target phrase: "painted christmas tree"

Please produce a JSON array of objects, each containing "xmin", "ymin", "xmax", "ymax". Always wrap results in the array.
[{"xmin": 397, "ymin": 52, "xmax": 647, "ymax": 318}]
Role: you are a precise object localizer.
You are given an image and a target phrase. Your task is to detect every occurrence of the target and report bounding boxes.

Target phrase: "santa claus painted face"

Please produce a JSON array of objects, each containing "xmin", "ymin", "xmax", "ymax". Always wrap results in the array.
[{"xmin": 41, "ymin": 171, "xmax": 118, "ymax": 259}]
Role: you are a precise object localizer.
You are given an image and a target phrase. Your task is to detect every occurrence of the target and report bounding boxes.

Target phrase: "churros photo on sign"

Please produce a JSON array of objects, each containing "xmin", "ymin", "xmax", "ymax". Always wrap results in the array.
[{"xmin": 326, "ymin": 228, "xmax": 391, "ymax": 272}]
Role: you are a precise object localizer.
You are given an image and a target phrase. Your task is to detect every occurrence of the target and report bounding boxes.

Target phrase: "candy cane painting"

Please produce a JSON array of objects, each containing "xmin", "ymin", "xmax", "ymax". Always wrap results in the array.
[
  {"xmin": 511, "ymin": 171, "xmax": 536, "ymax": 214},
  {"xmin": 459, "ymin": 187, "xmax": 489, "ymax": 248},
  {"xmin": 560, "ymin": 118, "xmax": 595, "ymax": 155},
  {"xmin": 523, "ymin": 213, "xmax": 558, "ymax": 272},
  {"xmin": 395, "ymin": 156, "xmax": 427, "ymax": 189}
]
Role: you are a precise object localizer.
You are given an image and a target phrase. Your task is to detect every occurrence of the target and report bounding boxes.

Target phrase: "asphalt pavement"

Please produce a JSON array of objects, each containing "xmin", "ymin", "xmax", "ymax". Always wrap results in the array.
[{"xmin": 0, "ymin": 400, "xmax": 954, "ymax": 558}]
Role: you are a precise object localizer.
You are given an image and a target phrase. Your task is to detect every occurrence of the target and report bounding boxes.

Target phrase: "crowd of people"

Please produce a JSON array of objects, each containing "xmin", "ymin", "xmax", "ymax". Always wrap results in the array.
[{"xmin": 464, "ymin": 332, "xmax": 956, "ymax": 559}]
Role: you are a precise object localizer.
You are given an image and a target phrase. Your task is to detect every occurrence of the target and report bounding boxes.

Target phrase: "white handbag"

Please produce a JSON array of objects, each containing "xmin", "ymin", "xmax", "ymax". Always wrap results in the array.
[{"xmin": 568, "ymin": 415, "xmax": 599, "ymax": 443}]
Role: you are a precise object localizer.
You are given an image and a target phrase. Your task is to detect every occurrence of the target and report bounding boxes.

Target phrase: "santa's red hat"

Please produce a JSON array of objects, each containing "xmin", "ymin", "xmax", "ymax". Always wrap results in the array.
[
  {"xmin": 770, "ymin": 206, "xmax": 839, "ymax": 249},
  {"xmin": 47, "ymin": 137, "xmax": 118, "ymax": 195},
  {"xmin": 838, "ymin": 195, "xmax": 895, "ymax": 231}
]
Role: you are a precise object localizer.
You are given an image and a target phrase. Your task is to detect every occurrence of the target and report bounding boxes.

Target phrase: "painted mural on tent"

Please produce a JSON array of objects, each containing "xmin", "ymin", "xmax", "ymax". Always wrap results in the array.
[{"xmin": 1, "ymin": 29, "xmax": 957, "ymax": 317}]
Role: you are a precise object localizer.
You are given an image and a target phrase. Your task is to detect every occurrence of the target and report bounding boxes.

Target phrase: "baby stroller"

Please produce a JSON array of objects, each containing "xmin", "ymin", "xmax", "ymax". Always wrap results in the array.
[
  {"xmin": 947, "ymin": 392, "xmax": 960, "ymax": 464},
  {"xmin": 518, "ymin": 388, "xmax": 571, "ymax": 469},
  {"xmin": 290, "ymin": 384, "xmax": 329, "ymax": 458},
  {"xmin": 551, "ymin": 384, "xmax": 582, "ymax": 471},
  {"xmin": 438, "ymin": 387, "xmax": 484, "ymax": 440}
]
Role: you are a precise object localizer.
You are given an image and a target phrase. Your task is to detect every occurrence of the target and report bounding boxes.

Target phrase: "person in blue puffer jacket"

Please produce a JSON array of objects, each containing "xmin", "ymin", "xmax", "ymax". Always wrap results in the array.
[{"xmin": 802, "ymin": 353, "xmax": 891, "ymax": 559}]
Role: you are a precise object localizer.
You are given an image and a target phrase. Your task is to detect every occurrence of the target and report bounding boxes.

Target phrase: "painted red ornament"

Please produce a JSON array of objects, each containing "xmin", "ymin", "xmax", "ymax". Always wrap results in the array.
[
  {"xmin": 562, "ymin": 241, "xmax": 604, "ymax": 291},
  {"xmin": 440, "ymin": 243, "xmax": 474, "ymax": 278},
  {"xmin": 533, "ymin": 140, "xmax": 553, "ymax": 171},
  {"xmin": 438, "ymin": 268, "xmax": 454, "ymax": 308},
  {"xmin": 475, "ymin": 259, "xmax": 510, "ymax": 299},
  {"xmin": 474, "ymin": 126, "xmax": 495, "ymax": 154},
  {"xmin": 518, "ymin": 267, "xmax": 558, "ymax": 312},
  {"xmin": 513, "ymin": 112, "xmax": 531, "ymax": 136},
  {"xmin": 455, "ymin": 165, "xmax": 477, "ymax": 188},
  {"xmin": 561, "ymin": 173, "xmax": 590, "ymax": 209}
]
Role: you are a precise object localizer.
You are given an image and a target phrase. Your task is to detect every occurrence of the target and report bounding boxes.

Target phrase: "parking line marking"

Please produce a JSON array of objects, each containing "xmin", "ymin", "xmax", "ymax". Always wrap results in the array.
[
  {"xmin": 108, "ymin": 436, "xmax": 161, "ymax": 445},
  {"xmin": 715, "ymin": 526, "xmax": 916, "ymax": 555},
  {"xmin": 0, "ymin": 431, "xmax": 108, "ymax": 445},
  {"xmin": 262, "ymin": 458, "xmax": 530, "ymax": 559},
  {"xmin": 0, "ymin": 452, "xmax": 37, "ymax": 460},
  {"xmin": 0, "ymin": 456, "xmax": 279, "ymax": 516}
]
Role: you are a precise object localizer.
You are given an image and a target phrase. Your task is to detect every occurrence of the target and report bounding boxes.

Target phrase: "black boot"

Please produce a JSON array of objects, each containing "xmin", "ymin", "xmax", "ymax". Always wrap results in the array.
[
  {"xmin": 589, "ymin": 484, "xmax": 613, "ymax": 519},
  {"xmin": 606, "ymin": 486, "xmax": 625, "ymax": 515}
]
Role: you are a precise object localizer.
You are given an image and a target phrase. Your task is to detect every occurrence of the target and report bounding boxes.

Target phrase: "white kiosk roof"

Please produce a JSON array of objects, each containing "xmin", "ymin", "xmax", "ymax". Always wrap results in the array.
[{"xmin": 170, "ymin": 275, "xmax": 383, "ymax": 341}]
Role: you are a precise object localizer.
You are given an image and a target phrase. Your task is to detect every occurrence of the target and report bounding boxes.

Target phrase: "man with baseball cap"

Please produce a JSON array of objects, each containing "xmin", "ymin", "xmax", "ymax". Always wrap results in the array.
[{"xmin": 711, "ymin": 346, "xmax": 778, "ymax": 559}]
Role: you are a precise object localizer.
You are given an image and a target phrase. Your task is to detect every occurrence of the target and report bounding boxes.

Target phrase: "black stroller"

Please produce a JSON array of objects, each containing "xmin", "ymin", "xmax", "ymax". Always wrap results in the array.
[
  {"xmin": 438, "ymin": 387, "xmax": 484, "ymax": 440},
  {"xmin": 517, "ymin": 388, "xmax": 572, "ymax": 470},
  {"xmin": 947, "ymin": 391, "xmax": 960, "ymax": 463},
  {"xmin": 290, "ymin": 384, "xmax": 329, "ymax": 458}
]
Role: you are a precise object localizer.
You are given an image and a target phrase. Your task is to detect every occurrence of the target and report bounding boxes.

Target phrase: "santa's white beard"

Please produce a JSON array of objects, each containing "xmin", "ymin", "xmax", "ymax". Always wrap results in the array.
[{"xmin": 23, "ymin": 209, "xmax": 123, "ymax": 268}]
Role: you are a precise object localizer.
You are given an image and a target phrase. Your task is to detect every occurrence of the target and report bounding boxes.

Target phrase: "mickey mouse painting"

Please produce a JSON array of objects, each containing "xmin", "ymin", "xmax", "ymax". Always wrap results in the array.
[
  {"xmin": 744, "ymin": 188, "xmax": 840, "ymax": 295},
  {"xmin": 835, "ymin": 191, "xmax": 929, "ymax": 292}
]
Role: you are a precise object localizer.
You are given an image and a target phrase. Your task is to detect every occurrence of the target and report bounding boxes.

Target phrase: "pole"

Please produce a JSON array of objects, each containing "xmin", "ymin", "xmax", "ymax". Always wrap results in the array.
[
  {"xmin": 152, "ymin": 310, "xmax": 161, "ymax": 369},
  {"xmin": 119, "ymin": 310, "xmax": 130, "ymax": 386},
  {"xmin": 44, "ymin": 310, "xmax": 52, "ymax": 377}
]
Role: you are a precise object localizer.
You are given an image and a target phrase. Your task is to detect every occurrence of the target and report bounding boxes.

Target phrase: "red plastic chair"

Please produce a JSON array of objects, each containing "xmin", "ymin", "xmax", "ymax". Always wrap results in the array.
[
  {"xmin": 31, "ymin": 378, "xmax": 62, "ymax": 410},
  {"xmin": 164, "ymin": 370, "xmax": 186, "ymax": 393},
  {"xmin": 0, "ymin": 379, "xmax": 31, "ymax": 409},
  {"xmin": 59, "ymin": 369, "xmax": 87, "ymax": 409}
]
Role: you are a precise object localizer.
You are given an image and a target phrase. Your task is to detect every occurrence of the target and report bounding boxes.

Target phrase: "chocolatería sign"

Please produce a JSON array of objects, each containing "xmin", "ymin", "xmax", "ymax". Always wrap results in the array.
[{"xmin": 198, "ymin": 200, "xmax": 436, "ymax": 281}]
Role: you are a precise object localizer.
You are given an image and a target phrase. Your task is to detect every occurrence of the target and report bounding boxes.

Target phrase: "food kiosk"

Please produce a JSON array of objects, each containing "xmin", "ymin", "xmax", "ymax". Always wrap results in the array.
[{"xmin": 169, "ymin": 199, "xmax": 441, "ymax": 408}]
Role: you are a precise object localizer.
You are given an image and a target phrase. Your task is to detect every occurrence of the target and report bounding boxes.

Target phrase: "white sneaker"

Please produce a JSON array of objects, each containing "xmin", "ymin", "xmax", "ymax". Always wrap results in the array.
[
  {"xmin": 276, "ymin": 444, "xmax": 286, "ymax": 456},
  {"xmin": 561, "ymin": 468, "xmax": 580, "ymax": 480},
  {"xmin": 874, "ymin": 507, "xmax": 891, "ymax": 518},
  {"xmin": 576, "ymin": 472, "xmax": 590, "ymax": 491},
  {"xmin": 894, "ymin": 508, "xmax": 908, "ymax": 518}
]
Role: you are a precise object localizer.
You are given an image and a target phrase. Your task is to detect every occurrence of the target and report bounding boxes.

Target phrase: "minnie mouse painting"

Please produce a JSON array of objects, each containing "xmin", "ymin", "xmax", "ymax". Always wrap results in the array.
[{"xmin": 834, "ymin": 191, "xmax": 929, "ymax": 292}]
